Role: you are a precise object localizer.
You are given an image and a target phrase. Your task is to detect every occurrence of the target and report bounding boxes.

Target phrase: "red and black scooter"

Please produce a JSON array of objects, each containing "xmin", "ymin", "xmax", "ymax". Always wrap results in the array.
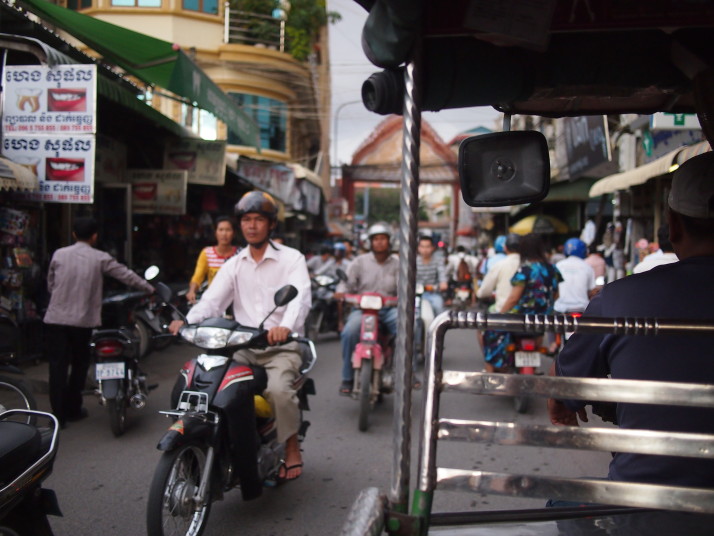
[{"xmin": 146, "ymin": 284, "xmax": 316, "ymax": 536}]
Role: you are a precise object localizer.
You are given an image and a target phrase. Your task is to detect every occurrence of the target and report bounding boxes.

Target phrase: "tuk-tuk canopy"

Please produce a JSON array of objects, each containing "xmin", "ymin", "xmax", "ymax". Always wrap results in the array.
[{"xmin": 357, "ymin": 0, "xmax": 714, "ymax": 121}]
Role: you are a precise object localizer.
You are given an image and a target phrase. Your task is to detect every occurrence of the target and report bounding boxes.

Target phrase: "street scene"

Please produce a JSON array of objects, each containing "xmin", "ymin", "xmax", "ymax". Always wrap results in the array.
[
  {"xmin": 2, "ymin": 1, "xmax": 714, "ymax": 535},
  {"xmin": 20, "ymin": 328, "xmax": 609, "ymax": 536}
]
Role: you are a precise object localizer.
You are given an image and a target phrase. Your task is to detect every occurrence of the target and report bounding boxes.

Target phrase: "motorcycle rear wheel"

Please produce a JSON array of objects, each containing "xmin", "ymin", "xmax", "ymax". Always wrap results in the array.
[
  {"xmin": 133, "ymin": 319, "xmax": 152, "ymax": 360},
  {"xmin": 147, "ymin": 442, "xmax": 211, "ymax": 536},
  {"xmin": 358, "ymin": 360, "xmax": 373, "ymax": 432},
  {"xmin": 106, "ymin": 397, "xmax": 127, "ymax": 437},
  {"xmin": 0, "ymin": 375, "xmax": 37, "ymax": 424}
]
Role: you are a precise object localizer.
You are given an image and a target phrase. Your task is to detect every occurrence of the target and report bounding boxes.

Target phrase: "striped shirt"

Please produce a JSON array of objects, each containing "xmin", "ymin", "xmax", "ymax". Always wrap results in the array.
[
  {"xmin": 416, "ymin": 255, "xmax": 447, "ymax": 286},
  {"xmin": 190, "ymin": 246, "xmax": 238, "ymax": 287}
]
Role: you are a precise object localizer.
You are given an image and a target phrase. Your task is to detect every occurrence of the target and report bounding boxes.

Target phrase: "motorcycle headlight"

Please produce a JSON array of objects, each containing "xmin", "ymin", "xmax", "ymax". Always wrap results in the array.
[
  {"xmin": 314, "ymin": 274, "xmax": 333, "ymax": 287},
  {"xmin": 179, "ymin": 325, "xmax": 197, "ymax": 343},
  {"xmin": 192, "ymin": 327, "xmax": 232, "ymax": 349},
  {"xmin": 360, "ymin": 295, "xmax": 383, "ymax": 310},
  {"xmin": 227, "ymin": 330, "xmax": 254, "ymax": 346}
]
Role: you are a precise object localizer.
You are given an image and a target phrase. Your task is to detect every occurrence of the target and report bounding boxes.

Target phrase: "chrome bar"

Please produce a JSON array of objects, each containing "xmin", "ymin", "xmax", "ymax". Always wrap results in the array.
[
  {"xmin": 436, "ymin": 469, "xmax": 714, "ymax": 514},
  {"xmin": 391, "ymin": 45, "xmax": 422, "ymax": 510},
  {"xmin": 442, "ymin": 371, "xmax": 714, "ymax": 407},
  {"xmin": 439, "ymin": 419, "xmax": 714, "ymax": 459},
  {"xmin": 448, "ymin": 310, "xmax": 714, "ymax": 335}
]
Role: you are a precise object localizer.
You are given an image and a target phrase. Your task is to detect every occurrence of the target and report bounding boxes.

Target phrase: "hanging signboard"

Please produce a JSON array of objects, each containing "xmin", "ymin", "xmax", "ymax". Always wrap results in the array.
[
  {"xmin": 555, "ymin": 115, "xmax": 616, "ymax": 181},
  {"xmin": 128, "ymin": 169, "xmax": 187, "ymax": 215},
  {"xmin": 2, "ymin": 64, "xmax": 97, "ymax": 135},
  {"xmin": 163, "ymin": 139, "xmax": 226, "ymax": 185},
  {"xmin": 2, "ymin": 135, "xmax": 95, "ymax": 204},
  {"xmin": 651, "ymin": 113, "xmax": 701, "ymax": 131}
]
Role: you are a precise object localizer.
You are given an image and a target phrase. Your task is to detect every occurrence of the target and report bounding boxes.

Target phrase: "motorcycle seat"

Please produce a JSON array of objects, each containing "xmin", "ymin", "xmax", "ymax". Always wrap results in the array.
[{"xmin": 0, "ymin": 421, "xmax": 41, "ymax": 486}]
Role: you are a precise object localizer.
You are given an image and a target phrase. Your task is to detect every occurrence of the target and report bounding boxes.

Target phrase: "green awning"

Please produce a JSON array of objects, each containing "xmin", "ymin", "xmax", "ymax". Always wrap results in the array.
[
  {"xmin": 544, "ymin": 177, "xmax": 599, "ymax": 202},
  {"xmin": 18, "ymin": 0, "xmax": 260, "ymax": 150}
]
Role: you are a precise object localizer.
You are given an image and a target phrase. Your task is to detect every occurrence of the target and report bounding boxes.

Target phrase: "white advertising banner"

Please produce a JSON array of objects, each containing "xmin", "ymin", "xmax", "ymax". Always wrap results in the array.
[
  {"xmin": 2, "ymin": 64, "xmax": 97, "ymax": 135},
  {"xmin": 128, "ymin": 169, "xmax": 187, "ymax": 215},
  {"xmin": 163, "ymin": 139, "xmax": 226, "ymax": 185},
  {"xmin": 2, "ymin": 135, "xmax": 95, "ymax": 204}
]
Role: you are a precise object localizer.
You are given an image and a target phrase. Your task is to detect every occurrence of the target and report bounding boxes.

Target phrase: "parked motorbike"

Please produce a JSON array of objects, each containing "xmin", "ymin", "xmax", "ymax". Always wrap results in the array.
[
  {"xmin": 0, "ymin": 409, "xmax": 62, "ymax": 536},
  {"xmin": 304, "ymin": 273, "xmax": 341, "ymax": 341},
  {"xmin": 343, "ymin": 291, "xmax": 398, "ymax": 432},
  {"xmin": 91, "ymin": 269, "xmax": 165, "ymax": 436},
  {"xmin": 146, "ymin": 284, "xmax": 317, "ymax": 536}
]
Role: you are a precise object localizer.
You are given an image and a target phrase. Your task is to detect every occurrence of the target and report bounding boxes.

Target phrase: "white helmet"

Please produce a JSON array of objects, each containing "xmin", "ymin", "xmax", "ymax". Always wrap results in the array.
[{"xmin": 367, "ymin": 222, "xmax": 391, "ymax": 242}]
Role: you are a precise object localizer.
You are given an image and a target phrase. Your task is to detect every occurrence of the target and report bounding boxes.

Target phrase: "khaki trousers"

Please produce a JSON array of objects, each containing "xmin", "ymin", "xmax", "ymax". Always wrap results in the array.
[{"xmin": 233, "ymin": 341, "xmax": 302, "ymax": 443}]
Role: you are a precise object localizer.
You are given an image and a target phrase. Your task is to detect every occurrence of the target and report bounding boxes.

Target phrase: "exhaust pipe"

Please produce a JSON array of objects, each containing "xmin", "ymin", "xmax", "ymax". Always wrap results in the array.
[{"xmin": 130, "ymin": 393, "xmax": 147, "ymax": 409}]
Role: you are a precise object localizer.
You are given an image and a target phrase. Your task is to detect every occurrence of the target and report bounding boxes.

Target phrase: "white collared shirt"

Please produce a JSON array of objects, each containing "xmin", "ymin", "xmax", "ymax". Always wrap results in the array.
[{"xmin": 187, "ymin": 242, "xmax": 311, "ymax": 334}]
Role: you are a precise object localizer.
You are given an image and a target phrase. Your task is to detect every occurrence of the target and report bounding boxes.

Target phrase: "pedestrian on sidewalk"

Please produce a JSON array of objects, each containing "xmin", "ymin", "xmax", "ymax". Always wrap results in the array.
[{"xmin": 43, "ymin": 216, "xmax": 155, "ymax": 427}]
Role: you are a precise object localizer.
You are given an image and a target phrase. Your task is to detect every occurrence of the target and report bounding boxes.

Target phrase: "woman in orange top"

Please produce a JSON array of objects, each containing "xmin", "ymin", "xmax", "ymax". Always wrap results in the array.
[{"xmin": 186, "ymin": 216, "xmax": 237, "ymax": 304}]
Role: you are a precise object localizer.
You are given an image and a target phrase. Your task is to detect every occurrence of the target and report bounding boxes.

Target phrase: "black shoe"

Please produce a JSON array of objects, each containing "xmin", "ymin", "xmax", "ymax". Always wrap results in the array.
[
  {"xmin": 339, "ymin": 381, "xmax": 352, "ymax": 396},
  {"xmin": 66, "ymin": 407, "xmax": 88, "ymax": 422}
]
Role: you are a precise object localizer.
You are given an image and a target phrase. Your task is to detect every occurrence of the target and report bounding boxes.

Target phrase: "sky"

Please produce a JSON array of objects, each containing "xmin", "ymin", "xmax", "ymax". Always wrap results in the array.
[{"xmin": 327, "ymin": 0, "xmax": 502, "ymax": 167}]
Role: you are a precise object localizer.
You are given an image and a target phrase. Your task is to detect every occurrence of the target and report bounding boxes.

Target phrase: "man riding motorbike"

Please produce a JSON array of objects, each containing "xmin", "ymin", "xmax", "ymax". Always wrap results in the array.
[
  {"xmin": 554, "ymin": 238, "xmax": 598, "ymax": 314},
  {"xmin": 333, "ymin": 222, "xmax": 398, "ymax": 396},
  {"xmin": 169, "ymin": 190, "xmax": 311, "ymax": 483}
]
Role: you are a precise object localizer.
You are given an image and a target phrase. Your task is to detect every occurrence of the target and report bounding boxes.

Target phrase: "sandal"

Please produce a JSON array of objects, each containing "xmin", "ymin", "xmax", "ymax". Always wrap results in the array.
[
  {"xmin": 276, "ymin": 462, "xmax": 303, "ymax": 483},
  {"xmin": 339, "ymin": 381, "xmax": 352, "ymax": 396}
]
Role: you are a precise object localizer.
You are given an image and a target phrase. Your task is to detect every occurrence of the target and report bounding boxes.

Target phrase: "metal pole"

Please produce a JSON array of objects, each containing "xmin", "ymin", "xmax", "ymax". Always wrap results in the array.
[
  {"xmin": 223, "ymin": 1, "xmax": 229, "ymax": 44},
  {"xmin": 390, "ymin": 46, "xmax": 422, "ymax": 512},
  {"xmin": 332, "ymin": 100, "xmax": 362, "ymax": 185}
]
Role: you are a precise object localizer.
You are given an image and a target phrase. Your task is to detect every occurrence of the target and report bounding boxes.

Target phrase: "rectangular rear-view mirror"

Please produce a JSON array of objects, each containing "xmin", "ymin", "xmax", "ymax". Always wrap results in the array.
[{"xmin": 458, "ymin": 131, "xmax": 550, "ymax": 207}]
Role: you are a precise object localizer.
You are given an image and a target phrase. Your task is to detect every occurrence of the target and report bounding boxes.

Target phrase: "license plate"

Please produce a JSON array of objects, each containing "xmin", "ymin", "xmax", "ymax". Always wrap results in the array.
[
  {"xmin": 96, "ymin": 362, "xmax": 126, "ymax": 380},
  {"xmin": 515, "ymin": 351, "xmax": 541, "ymax": 368}
]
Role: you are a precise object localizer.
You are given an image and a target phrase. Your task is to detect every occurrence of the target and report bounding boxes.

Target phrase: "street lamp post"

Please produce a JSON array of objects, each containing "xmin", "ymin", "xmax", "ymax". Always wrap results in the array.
[{"xmin": 332, "ymin": 99, "xmax": 362, "ymax": 180}]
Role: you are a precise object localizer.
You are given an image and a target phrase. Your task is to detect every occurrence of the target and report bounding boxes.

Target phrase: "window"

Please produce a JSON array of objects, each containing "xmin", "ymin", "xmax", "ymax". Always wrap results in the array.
[
  {"xmin": 226, "ymin": 93, "xmax": 287, "ymax": 152},
  {"xmin": 183, "ymin": 0, "xmax": 218, "ymax": 14},
  {"xmin": 110, "ymin": 0, "xmax": 161, "ymax": 6},
  {"xmin": 181, "ymin": 104, "xmax": 219, "ymax": 140}
]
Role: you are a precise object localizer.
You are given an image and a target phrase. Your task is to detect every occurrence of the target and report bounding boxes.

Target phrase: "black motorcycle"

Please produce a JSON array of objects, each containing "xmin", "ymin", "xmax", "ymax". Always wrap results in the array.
[
  {"xmin": 0, "ymin": 409, "xmax": 62, "ymax": 536},
  {"xmin": 146, "ymin": 284, "xmax": 317, "ymax": 536},
  {"xmin": 304, "ymin": 273, "xmax": 341, "ymax": 341}
]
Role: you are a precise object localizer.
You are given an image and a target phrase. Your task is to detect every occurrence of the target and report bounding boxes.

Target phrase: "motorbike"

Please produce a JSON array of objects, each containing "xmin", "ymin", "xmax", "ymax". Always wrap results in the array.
[
  {"xmin": 449, "ymin": 278, "xmax": 473, "ymax": 310},
  {"xmin": 304, "ymin": 273, "xmax": 341, "ymax": 341},
  {"xmin": 505, "ymin": 334, "xmax": 548, "ymax": 413},
  {"xmin": 146, "ymin": 284, "xmax": 317, "ymax": 536},
  {"xmin": 0, "ymin": 409, "xmax": 62, "ymax": 536},
  {"xmin": 343, "ymin": 291, "xmax": 398, "ymax": 432},
  {"xmin": 91, "ymin": 268, "xmax": 166, "ymax": 436}
]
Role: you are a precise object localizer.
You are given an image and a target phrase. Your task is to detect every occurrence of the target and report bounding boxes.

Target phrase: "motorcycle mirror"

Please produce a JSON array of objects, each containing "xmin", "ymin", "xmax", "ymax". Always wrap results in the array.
[
  {"xmin": 155, "ymin": 282, "xmax": 173, "ymax": 303},
  {"xmin": 144, "ymin": 265, "xmax": 160, "ymax": 281},
  {"xmin": 335, "ymin": 268, "xmax": 348, "ymax": 282},
  {"xmin": 274, "ymin": 285, "xmax": 298, "ymax": 307},
  {"xmin": 259, "ymin": 285, "xmax": 298, "ymax": 331}
]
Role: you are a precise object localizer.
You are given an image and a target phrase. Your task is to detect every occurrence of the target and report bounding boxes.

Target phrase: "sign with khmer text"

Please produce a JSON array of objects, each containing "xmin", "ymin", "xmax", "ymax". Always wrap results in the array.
[{"xmin": 2, "ymin": 64, "xmax": 97, "ymax": 135}]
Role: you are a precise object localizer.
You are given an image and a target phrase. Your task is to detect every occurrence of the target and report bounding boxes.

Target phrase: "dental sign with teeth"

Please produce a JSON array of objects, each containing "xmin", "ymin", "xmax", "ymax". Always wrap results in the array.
[
  {"xmin": 1, "ymin": 65, "xmax": 97, "ymax": 204},
  {"xmin": 2, "ymin": 65, "xmax": 97, "ymax": 135},
  {"xmin": 2, "ymin": 135, "xmax": 95, "ymax": 204}
]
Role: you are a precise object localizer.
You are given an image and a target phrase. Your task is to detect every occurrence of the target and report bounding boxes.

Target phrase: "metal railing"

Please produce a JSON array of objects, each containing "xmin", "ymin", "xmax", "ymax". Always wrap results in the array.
[
  {"xmin": 223, "ymin": 3, "xmax": 285, "ymax": 52},
  {"xmin": 412, "ymin": 310, "xmax": 714, "ymax": 528}
]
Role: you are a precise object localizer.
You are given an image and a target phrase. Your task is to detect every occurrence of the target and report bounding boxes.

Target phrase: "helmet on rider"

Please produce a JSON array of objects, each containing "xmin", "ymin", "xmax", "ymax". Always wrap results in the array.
[
  {"xmin": 367, "ymin": 222, "xmax": 391, "ymax": 242},
  {"xmin": 564, "ymin": 238, "xmax": 587, "ymax": 259},
  {"xmin": 334, "ymin": 242, "xmax": 347, "ymax": 252},
  {"xmin": 234, "ymin": 191, "xmax": 279, "ymax": 223},
  {"xmin": 494, "ymin": 235, "xmax": 507, "ymax": 254},
  {"xmin": 505, "ymin": 233, "xmax": 521, "ymax": 253}
]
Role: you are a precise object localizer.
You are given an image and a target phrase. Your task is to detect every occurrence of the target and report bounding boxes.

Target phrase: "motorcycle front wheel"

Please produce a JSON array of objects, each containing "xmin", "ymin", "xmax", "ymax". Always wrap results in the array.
[
  {"xmin": 106, "ymin": 397, "xmax": 127, "ymax": 437},
  {"xmin": 358, "ymin": 360, "xmax": 373, "ymax": 432},
  {"xmin": 0, "ymin": 375, "xmax": 37, "ymax": 424},
  {"xmin": 147, "ymin": 442, "xmax": 211, "ymax": 536}
]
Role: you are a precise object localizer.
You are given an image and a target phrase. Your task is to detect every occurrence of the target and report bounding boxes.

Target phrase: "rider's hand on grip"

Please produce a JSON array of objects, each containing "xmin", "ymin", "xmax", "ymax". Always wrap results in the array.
[{"xmin": 267, "ymin": 326, "xmax": 291, "ymax": 345}]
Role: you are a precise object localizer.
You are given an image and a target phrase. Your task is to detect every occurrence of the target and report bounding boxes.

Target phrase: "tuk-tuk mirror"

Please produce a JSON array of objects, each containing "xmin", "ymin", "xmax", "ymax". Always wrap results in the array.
[{"xmin": 458, "ymin": 131, "xmax": 550, "ymax": 207}]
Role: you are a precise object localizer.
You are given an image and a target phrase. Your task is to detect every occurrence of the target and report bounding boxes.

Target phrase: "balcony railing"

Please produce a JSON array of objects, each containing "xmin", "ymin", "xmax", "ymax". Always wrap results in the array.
[{"xmin": 223, "ymin": 3, "xmax": 285, "ymax": 52}]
